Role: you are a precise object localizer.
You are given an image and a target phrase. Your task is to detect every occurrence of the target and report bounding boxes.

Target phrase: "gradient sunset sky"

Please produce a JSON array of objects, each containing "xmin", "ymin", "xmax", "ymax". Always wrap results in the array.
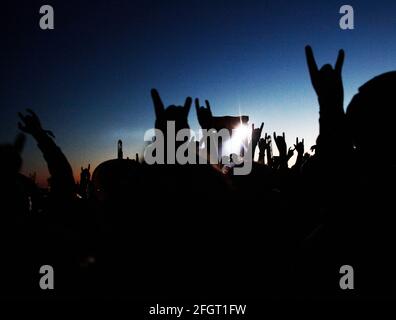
[{"xmin": 1, "ymin": 0, "xmax": 396, "ymax": 185}]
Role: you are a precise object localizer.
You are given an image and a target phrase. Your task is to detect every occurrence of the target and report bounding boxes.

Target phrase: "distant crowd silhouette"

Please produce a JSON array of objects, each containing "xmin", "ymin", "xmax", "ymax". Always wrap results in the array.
[{"xmin": 1, "ymin": 46, "xmax": 396, "ymax": 299}]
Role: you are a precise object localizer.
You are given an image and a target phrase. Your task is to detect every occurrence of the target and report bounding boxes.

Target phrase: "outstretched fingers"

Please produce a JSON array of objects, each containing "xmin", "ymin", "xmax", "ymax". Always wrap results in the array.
[
  {"xmin": 184, "ymin": 97, "xmax": 192, "ymax": 115},
  {"xmin": 195, "ymin": 98, "xmax": 200, "ymax": 113},
  {"xmin": 305, "ymin": 45, "xmax": 319, "ymax": 82},
  {"xmin": 26, "ymin": 108, "xmax": 39, "ymax": 121},
  {"xmin": 205, "ymin": 100, "xmax": 211, "ymax": 111},
  {"xmin": 259, "ymin": 122, "xmax": 264, "ymax": 133},
  {"xmin": 335, "ymin": 49, "xmax": 345, "ymax": 75},
  {"xmin": 151, "ymin": 89, "xmax": 165, "ymax": 118}
]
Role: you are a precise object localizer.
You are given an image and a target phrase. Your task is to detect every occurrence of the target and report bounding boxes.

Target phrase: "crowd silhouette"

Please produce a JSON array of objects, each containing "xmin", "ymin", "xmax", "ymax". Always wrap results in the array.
[{"xmin": 1, "ymin": 45, "xmax": 396, "ymax": 299}]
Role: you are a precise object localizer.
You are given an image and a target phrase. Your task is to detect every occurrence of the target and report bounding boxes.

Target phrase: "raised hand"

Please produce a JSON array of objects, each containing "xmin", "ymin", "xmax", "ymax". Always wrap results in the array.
[
  {"xmin": 258, "ymin": 134, "xmax": 270, "ymax": 153},
  {"xmin": 305, "ymin": 45, "xmax": 344, "ymax": 108},
  {"xmin": 250, "ymin": 122, "xmax": 264, "ymax": 156},
  {"xmin": 195, "ymin": 98, "xmax": 213, "ymax": 129},
  {"xmin": 273, "ymin": 132, "xmax": 287, "ymax": 158},
  {"xmin": 18, "ymin": 109, "xmax": 75, "ymax": 200},
  {"xmin": 258, "ymin": 133, "xmax": 272, "ymax": 164},
  {"xmin": 18, "ymin": 109, "xmax": 54, "ymax": 138},
  {"xmin": 151, "ymin": 88, "xmax": 192, "ymax": 131},
  {"xmin": 251, "ymin": 122, "xmax": 264, "ymax": 147},
  {"xmin": 195, "ymin": 97, "xmax": 249, "ymax": 132},
  {"xmin": 294, "ymin": 137, "xmax": 304, "ymax": 155}
]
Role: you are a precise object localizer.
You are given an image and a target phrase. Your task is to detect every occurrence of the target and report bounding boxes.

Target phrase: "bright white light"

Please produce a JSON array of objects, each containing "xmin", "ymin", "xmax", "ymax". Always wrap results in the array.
[
  {"xmin": 233, "ymin": 124, "xmax": 251, "ymax": 142},
  {"xmin": 223, "ymin": 124, "xmax": 251, "ymax": 156}
]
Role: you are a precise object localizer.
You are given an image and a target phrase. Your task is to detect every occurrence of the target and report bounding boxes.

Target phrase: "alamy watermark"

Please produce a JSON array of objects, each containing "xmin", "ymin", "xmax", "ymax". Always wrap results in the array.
[{"xmin": 143, "ymin": 121, "xmax": 253, "ymax": 175}]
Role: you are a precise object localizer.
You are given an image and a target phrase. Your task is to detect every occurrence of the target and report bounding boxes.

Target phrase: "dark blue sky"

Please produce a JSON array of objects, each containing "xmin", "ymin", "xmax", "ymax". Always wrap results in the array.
[{"xmin": 1, "ymin": 0, "xmax": 396, "ymax": 184}]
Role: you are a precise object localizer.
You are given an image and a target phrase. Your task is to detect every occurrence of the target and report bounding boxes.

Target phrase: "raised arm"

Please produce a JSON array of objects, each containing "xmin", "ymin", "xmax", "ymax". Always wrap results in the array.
[
  {"xmin": 305, "ymin": 45, "xmax": 352, "ymax": 157},
  {"xmin": 251, "ymin": 122, "xmax": 264, "ymax": 159},
  {"xmin": 258, "ymin": 133, "xmax": 271, "ymax": 165},
  {"xmin": 18, "ymin": 109, "xmax": 75, "ymax": 201},
  {"xmin": 293, "ymin": 137, "xmax": 305, "ymax": 169}
]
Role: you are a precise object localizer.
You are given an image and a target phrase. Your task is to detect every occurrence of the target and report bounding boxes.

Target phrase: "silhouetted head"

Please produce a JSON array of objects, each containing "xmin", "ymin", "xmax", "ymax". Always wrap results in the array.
[
  {"xmin": 92, "ymin": 159, "xmax": 141, "ymax": 204},
  {"xmin": 0, "ymin": 134, "xmax": 25, "ymax": 179},
  {"xmin": 346, "ymin": 71, "xmax": 396, "ymax": 161}
]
